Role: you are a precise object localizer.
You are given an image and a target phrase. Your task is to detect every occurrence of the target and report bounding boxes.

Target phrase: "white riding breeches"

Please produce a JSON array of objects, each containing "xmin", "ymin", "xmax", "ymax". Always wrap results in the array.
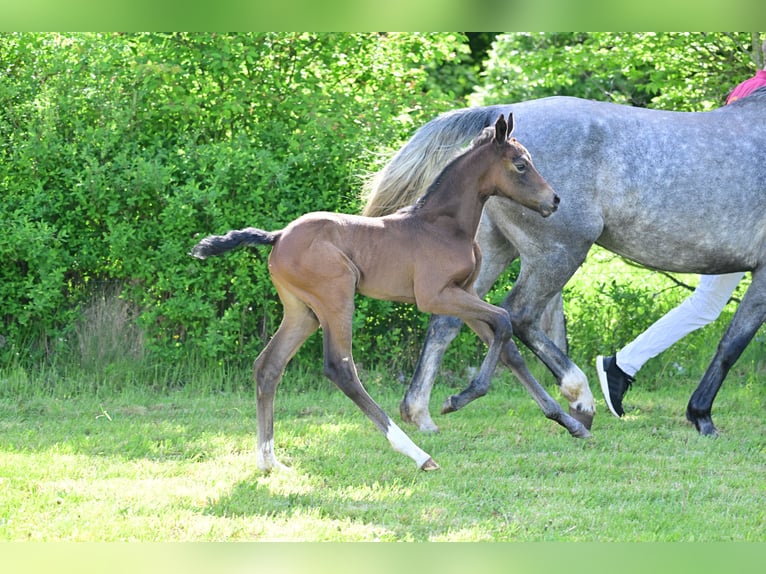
[{"xmin": 616, "ymin": 272, "xmax": 745, "ymax": 377}]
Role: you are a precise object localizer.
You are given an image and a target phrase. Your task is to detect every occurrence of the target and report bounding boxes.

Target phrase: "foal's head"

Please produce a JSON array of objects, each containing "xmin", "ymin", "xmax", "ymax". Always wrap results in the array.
[{"xmin": 477, "ymin": 114, "xmax": 559, "ymax": 217}]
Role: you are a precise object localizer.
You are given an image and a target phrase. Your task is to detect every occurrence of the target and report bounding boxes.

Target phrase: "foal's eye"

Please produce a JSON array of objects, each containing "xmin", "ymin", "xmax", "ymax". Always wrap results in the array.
[{"xmin": 513, "ymin": 161, "xmax": 526, "ymax": 172}]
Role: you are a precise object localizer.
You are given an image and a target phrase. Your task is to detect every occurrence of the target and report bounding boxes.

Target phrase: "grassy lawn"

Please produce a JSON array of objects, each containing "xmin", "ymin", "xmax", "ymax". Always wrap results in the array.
[
  {"xmin": 1, "ymin": 363, "xmax": 763, "ymax": 542},
  {"xmin": 1, "ymin": 248, "xmax": 763, "ymax": 545}
]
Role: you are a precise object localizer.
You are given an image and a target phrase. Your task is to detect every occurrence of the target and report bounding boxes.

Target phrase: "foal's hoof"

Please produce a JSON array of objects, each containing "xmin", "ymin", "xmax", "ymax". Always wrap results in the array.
[
  {"xmin": 569, "ymin": 405, "xmax": 594, "ymax": 431},
  {"xmin": 440, "ymin": 395, "xmax": 458, "ymax": 414},
  {"xmin": 420, "ymin": 457, "xmax": 440, "ymax": 471}
]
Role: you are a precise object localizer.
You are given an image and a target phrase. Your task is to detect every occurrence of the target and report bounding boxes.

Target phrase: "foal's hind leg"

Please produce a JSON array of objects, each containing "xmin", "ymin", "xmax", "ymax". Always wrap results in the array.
[{"xmin": 255, "ymin": 288, "xmax": 319, "ymax": 472}]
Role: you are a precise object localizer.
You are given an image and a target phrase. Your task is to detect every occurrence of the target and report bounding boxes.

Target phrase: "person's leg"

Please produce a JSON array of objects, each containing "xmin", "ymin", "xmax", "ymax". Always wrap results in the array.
[
  {"xmin": 598, "ymin": 272, "xmax": 743, "ymax": 417},
  {"xmin": 616, "ymin": 272, "xmax": 744, "ymax": 376}
]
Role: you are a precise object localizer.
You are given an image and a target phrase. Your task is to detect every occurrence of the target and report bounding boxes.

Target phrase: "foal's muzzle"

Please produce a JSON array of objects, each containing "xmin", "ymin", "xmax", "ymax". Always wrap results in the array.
[{"xmin": 541, "ymin": 194, "xmax": 560, "ymax": 217}]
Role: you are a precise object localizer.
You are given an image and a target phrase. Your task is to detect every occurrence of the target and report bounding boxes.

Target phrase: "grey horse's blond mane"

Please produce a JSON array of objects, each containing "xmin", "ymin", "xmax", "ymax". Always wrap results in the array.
[
  {"xmin": 362, "ymin": 87, "xmax": 766, "ymax": 218},
  {"xmin": 361, "ymin": 111, "xmax": 504, "ymax": 217}
]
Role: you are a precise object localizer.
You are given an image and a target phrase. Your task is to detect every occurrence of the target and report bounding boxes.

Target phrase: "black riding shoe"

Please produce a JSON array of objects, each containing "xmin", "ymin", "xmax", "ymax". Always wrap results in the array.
[{"xmin": 596, "ymin": 355, "xmax": 635, "ymax": 418}]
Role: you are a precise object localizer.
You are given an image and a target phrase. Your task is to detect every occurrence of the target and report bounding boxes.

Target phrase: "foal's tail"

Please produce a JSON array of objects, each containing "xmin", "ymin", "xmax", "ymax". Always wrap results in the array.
[
  {"xmin": 190, "ymin": 227, "xmax": 279, "ymax": 259},
  {"xmin": 361, "ymin": 105, "xmax": 509, "ymax": 217}
]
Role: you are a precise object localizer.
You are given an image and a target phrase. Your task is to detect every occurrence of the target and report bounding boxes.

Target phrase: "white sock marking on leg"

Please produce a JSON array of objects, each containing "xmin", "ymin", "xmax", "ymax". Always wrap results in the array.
[
  {"xmin": 561, "ymin": 365, "xmax": 595, "ymax": 414},
  {"xmin": 385, "ymin": 421, "xmax": 432, "ymax": 467}
]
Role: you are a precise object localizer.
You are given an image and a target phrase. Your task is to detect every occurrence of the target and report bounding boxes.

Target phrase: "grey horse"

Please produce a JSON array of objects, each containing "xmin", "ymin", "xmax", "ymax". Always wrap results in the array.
[{"xmin": 362, "ymin": 87, "xmax": 766, "ymax": 436}]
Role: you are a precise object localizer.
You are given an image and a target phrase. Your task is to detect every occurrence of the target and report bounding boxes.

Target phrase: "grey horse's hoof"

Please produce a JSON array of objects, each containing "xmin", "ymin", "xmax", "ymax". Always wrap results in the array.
[
  {"xmin": 400, "ymin": 402, "xmax": 439, "ymax": 433},
  {"xmin": 420, "ymin": 457, "xmax": 440, "ymax": 471},
  {"xmin": 569, "ymin": 405, "xmax": 594, "ymax": 430},
  {"xmin": 686, "ymin": 408, "xmax": 719, "ymax": 437}
]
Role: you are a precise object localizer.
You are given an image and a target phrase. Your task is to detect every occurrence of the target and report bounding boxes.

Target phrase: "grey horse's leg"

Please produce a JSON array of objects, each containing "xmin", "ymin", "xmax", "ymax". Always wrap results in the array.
[
  {"xmin": 400, "ymin": 314, "xmax": 465, "ymax": 432},
  {"xmin": 504, "ymin": 247, "xmax": 596, "ymax": 429},
  {"xmin": 686, "ymin": 269, "xmax": 766, "ymax": 435},
  {"xmin": 541, "ymin": 292, "xmax": 568, "ymax": 355}
]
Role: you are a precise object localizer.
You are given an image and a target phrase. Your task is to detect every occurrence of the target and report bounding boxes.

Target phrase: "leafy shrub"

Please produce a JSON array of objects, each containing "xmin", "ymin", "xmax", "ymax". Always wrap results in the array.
[
  {"xmin": 472, "ymin": 32, "xmax": 760, "ymax": 111},
  {"xmin": 0, "ymin": 33, "xmax": 469, "ymax": 369}
]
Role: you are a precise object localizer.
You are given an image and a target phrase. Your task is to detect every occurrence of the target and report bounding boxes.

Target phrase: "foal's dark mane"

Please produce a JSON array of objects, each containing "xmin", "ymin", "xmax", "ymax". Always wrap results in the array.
[{"xmin": 397, "ymin": 126, "xmax": 497, "ymax": 214}]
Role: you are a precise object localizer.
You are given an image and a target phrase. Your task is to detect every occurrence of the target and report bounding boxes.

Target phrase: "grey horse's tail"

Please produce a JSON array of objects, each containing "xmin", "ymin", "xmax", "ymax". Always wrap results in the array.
[
  {"xmin": 190, "ymin": 227, "xmax": 279, "ymax": 259},
  {"xmin": 361, "ymin": 105, "xmax": 509, "ymax": 217}
]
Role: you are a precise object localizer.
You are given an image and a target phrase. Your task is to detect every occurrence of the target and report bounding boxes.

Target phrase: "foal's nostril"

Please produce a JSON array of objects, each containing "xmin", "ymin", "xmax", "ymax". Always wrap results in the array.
[{"xmin": 553, "ymin": 195, "xmax": 561, "ymax": 205}]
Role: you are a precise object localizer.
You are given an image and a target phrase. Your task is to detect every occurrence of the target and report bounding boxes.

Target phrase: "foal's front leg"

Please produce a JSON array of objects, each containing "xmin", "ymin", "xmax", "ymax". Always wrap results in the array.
[
  {"xmin": 440, "ymin": 309, "xmax": 512, "ymax": 414},
  {"xmin": 499, "ymin": 339, "xmax": 591, "ymax": 438},
  {"xmin": 415, "ymin": 286, "xmax": 513, "ymax": 415},
  {"xmin": 402, "ymin": 224, "xmax": 518, "ymax": 432}
]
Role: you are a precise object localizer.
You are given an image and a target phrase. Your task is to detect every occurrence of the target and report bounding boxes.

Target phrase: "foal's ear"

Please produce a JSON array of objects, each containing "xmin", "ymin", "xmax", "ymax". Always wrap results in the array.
[
  {"xmin": 494, "ymin": 113, "xmax": 515, "ymax": 144},
  {"xmin": 494, "ymin": 114, "xmax": 508, "ymax": 145}
]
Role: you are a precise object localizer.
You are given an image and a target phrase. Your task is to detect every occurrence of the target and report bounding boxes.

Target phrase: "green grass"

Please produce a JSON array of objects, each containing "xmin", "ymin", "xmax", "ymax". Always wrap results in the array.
[
  {"xmin": 1, "ymin": 247, "xmax": 764, "ymax": 542},
  {"xmin": 1, "ymin": 362, "xmax": 763, "ymax": 542}
]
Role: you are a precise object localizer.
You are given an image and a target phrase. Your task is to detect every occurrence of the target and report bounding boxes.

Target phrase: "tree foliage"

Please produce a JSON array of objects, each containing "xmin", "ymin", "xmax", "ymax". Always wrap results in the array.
[
  {"xmin": 0, "ymin": 32, "xmax": 468, "ymax": 366},
  {"xmin": 472, "ymin": 32, "xmax": 763, "ymax": 110}
]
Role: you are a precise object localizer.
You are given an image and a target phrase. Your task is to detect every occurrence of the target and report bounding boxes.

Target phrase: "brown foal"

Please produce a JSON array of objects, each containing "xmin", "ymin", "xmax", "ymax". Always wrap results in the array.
[{"xmin": 191, "ymin": 114, "xmax": 562, "ymax": 472}]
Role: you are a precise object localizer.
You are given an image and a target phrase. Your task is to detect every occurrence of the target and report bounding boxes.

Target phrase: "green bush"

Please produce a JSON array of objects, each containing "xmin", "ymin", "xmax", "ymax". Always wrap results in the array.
[
  {"xmin": 0, "ymin": 32, "xmax": 469, "ymax": 369},
  {"xmin": 472, "ymin": 32, "xmax": 760, "ymax": 111}
]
